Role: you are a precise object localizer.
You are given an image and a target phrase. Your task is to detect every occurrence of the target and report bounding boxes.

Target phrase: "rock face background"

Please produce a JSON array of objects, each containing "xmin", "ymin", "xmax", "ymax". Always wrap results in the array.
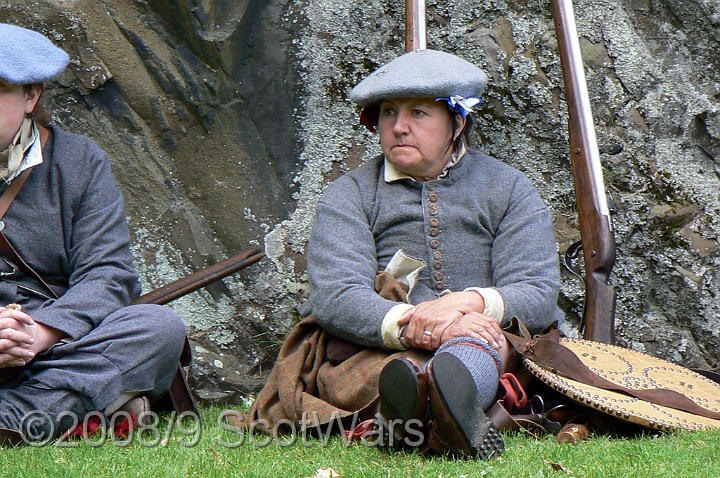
[{"xmin": 2, "ymin": 0, "xmax": 719, "ymax": 402}]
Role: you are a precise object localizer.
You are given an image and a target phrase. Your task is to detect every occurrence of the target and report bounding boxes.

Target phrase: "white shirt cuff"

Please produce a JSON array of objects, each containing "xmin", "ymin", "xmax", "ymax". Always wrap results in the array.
[
  {"xmin": 381, "ymin": 303, "xmax": 415, "ymax": 350},
  {"xmin": 464, "ymin": 287, "xmax": 505, "ymax": 322}
]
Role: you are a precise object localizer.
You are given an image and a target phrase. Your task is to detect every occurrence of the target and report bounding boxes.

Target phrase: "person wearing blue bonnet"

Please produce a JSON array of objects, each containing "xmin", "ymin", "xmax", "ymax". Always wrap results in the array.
[
  {"xmin": 242, "ymin": 48, "xmax": 563, "ymax": 459},
  {"xmin": 0, "ymin": 23, "xmax": 186, "ymax": 446},
  {"xmin": 316, "ymin": 48, "xmax": 563, "ymax": 456}
]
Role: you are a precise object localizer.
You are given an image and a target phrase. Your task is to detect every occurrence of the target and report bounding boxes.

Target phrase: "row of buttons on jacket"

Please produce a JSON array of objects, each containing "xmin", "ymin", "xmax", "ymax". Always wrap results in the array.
[{"xmin": 427, "ymin": 184, "xmax": 444, "ymax": 291}]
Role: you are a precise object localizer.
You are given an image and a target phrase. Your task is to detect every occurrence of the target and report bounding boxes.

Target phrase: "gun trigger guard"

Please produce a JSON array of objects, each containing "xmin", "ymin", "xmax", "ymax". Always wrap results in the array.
[{"xmin": 561, "ymin": 240, "xmax": 585, "ymax": 287}]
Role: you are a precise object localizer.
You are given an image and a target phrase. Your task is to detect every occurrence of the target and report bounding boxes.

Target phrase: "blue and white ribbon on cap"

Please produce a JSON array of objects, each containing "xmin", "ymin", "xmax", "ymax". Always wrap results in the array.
[{"xmin": 436, "ymin": 95, "xmax": 482, "ymax": 118}]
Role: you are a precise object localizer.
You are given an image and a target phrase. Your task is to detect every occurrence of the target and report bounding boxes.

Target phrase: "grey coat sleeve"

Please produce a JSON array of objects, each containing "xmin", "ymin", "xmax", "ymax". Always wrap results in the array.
[
  {"xmin": 491, "ymin": 175, "xmax": 562, "ymax": 333},
  {"xmin": 31, "ymin": 148, "xmax": 140, "ymax": 340},
  {"xmin": 306, "ymin": 176, "xmax": 398, "ymax": 348}
]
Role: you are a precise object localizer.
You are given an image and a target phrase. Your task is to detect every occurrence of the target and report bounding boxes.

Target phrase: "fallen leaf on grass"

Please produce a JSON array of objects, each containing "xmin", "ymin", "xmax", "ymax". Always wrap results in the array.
[
  {"xmin": 305, "ymin": 467, "xmax": 342, "ymax": 478},
  {"xmin": 543, "ymin": 459, "xmax": 573, "ymax": 473}
]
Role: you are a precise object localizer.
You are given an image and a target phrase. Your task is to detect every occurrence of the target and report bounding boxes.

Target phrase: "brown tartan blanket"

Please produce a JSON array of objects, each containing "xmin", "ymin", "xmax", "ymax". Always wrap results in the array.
[{"xmin": 234, "ymin": 272, "xmax": 431, "ymax": 431}]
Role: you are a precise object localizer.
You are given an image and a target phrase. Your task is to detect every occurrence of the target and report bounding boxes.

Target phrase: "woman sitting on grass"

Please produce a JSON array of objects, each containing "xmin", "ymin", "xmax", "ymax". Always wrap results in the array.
[{"xmin": 244, "ymin": 48, "xmax": 563, "ymax": 459}]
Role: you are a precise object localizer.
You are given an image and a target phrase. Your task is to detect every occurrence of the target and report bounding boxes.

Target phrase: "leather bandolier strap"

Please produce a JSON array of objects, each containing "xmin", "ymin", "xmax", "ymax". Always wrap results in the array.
[{"xmin": 0, "ymin": 169, "xmax": 63, "ymax": 299}]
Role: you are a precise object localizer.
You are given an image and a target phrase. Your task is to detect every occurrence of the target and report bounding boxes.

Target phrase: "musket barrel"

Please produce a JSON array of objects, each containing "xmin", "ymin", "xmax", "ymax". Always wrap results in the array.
[
  {"xmin": 132, "ymin": 247, "xmax": 265, "ymax": 306},
  {"xmin": 405, "ymin": 0, "xmax": 427, "ymax": 52},
  {"xmin": 551, "ymin": 0, "xmax": 610, "ymax": 221}
]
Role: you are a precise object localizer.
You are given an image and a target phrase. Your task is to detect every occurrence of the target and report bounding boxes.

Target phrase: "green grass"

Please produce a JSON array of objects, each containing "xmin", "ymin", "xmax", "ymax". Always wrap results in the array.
[{"xmin": 2, "ymin": 406, "xmax": 719, "ymax": 477}]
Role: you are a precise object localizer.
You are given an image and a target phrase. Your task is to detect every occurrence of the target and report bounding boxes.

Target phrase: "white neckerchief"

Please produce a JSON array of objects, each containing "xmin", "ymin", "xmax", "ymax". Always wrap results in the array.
[{"xmin": 1, "ymin": 117, "xmax": 44, "ymax": 184}]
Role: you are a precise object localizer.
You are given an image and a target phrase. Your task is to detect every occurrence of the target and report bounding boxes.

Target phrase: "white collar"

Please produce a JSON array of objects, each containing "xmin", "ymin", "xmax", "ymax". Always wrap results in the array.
[{"xmin": 383, "ymin": 140, "xmax": 467, "ymax": 183}]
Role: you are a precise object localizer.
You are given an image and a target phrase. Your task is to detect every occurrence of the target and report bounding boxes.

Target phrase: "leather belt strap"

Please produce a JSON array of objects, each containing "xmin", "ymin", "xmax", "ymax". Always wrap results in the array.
[
  {"xmin": 0, "ymin": 168, "xmax": 32, "ymax": 218},
  {"xmin": 487, "ymin": 400, "xmax": 520, "ymax": 431},
  {"xmin": 504, "ymin": 329, "xmax": 720, "ymax": 421},
  {"xmin": 0, "ymin": 168, "xmax": 62, "ymax": 300},
  {"xmin": 487, "ymin": 399, "xmax": 565, "ymax": 436},
  {"xmin": 168, "ymin": 363, "xmax": 197, "ymax": 414}
]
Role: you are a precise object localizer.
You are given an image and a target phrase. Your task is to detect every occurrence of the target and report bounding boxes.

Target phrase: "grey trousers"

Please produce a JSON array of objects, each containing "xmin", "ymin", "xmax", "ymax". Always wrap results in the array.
[{"xmin": 0, "ymin": 304, "xmax": 186, "ymax": 437}]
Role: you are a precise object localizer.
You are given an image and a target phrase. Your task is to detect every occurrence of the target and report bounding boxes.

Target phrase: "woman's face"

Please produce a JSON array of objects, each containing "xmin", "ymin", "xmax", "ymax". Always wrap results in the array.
[
  {"xmin": 378, "ymin": 97, "xmax": 463, "ymax": 180},
  {"xmin": 0, "ymin": 81, "xmax": 40, "ymax": 151}
]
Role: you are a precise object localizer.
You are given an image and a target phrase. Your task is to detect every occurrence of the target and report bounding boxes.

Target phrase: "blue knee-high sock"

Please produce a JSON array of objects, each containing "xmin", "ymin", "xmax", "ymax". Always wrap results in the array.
[{"xmin": 435, "ymin": 337, "xmax": 504, "ymax": 410}]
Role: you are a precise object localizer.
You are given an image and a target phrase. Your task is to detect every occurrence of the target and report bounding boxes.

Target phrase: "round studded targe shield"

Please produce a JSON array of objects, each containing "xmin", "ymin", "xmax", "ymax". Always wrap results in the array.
[{"xmin": 523, "ymin": 338, "xmax": 720, "ymax": 431}]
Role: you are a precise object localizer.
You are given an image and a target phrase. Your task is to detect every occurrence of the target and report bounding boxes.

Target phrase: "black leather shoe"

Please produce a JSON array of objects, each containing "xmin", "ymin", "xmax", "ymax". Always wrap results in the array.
[
  {"xmin": 427, "ymin": 352, "xmax": 504, "ymax": 459},
  {"xmin": 376, "ymin": 357, "xmax": 428, "ymax": 448}
]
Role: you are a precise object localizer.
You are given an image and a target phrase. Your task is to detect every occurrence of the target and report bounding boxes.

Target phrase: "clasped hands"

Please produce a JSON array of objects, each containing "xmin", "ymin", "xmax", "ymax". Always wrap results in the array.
[
  {"xmin": 398, "ymin": 291, "xmax": 504, "ymax": 352},
  {"xmin": 0, "ymin": 305, "xmax": 64, "ymax": 368}
]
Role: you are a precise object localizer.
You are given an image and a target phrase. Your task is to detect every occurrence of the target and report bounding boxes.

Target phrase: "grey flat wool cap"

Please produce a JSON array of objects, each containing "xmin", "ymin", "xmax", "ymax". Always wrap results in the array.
[
  {"xmin": 349, "ymin": 49, "xmax": 488, "ymax": 106},
  {"xmin": 0, "ymin": 23, "xmax": 69, "ymax": 84}
]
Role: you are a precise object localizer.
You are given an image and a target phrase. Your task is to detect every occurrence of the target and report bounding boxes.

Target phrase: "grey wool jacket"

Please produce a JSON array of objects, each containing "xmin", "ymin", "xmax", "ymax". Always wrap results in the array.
[
  {"xmin": 306, "ymin": 148, "xmax": 564, "ymax": 348},
  {"xmin": 0, "ymin": 125, "xmax": 141, "ymax": 340}
]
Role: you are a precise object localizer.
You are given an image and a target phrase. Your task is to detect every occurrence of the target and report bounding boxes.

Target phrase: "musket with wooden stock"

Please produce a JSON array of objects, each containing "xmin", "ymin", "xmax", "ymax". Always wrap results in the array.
[{"xmin": 551, "ymin": 0, "xmax": 617, "ymax": 344}]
